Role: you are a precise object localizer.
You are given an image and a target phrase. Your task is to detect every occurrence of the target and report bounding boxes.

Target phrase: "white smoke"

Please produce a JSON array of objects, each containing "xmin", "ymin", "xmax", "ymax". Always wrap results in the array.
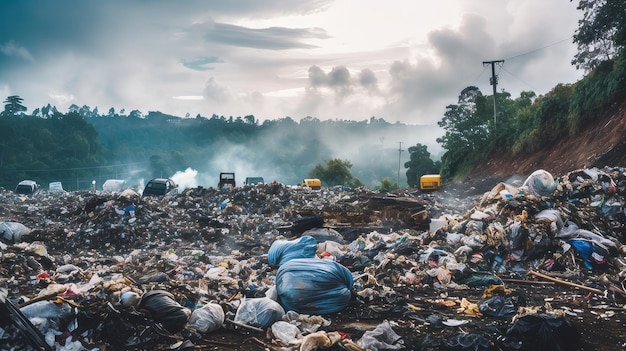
[{"xmin": 171, "ymin": 168, "xmax": 199, "ymax": 191}]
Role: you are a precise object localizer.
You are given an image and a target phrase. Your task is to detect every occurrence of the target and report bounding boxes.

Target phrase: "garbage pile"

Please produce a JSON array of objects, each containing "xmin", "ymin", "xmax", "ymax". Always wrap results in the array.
[{"xmin": 1, "ymin": 167, "xmax": 625, "ymax": 350}]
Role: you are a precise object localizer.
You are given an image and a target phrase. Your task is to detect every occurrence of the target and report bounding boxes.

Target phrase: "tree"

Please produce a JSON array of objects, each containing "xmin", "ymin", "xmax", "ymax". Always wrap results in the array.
[
  {"xmin": 436, "ymin": 86, "xmax": 490, "ymax": 178},
  {"xmin": 244, "ymin": 115, "xmax": 257, "ymax": 125},
  {"xmin": 309, "ymin": 158, "xmax": 363, "ymax": 187},
  {"xmin": 3, "ymin": 95, "xmax": 27, "ymax": 116},
  {"xmin": 572, "ymin": 0, "xmax": 626, "ymax": 71},
  {"xmin": 376, "ymin": 177, "xmax": 399, "ymax": 191},
  {"xmin": 404, "ymin": 143, "xmax": 439, "ymax": 188}
]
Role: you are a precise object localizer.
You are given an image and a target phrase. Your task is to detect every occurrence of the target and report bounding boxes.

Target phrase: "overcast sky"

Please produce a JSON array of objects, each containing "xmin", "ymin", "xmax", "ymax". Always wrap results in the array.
[{"xmin": 0, "ymin": 0, "xmax": 584, "ymax": 125}]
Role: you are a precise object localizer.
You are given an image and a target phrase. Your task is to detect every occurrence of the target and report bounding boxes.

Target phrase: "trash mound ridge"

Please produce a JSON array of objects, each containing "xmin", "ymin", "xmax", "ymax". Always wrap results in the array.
[{"xmin": 1, "ymin": 167, "xmax": 626, "ymax": 351}]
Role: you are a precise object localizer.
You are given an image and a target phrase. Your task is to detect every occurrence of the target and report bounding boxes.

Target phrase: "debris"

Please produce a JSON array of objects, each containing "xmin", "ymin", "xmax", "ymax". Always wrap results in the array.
[
  {"xmin": 0, "ymin": 166, "xmax": 625, "ymax": 350},
  {"xmin": 527, "ymin": 270, "xmax": 605, "ymax": 295}
]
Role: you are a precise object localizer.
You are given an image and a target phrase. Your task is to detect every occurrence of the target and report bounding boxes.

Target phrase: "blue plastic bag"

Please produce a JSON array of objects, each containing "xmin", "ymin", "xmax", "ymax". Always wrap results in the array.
[
  {"xmin": 568, "ymin": 239, "xmax": 608, "ymax": 270},
  {"xmin": 275, "ymin": 258, "xmax": 353, "ymax": 314},
  {"xmin": 268, "ymin": 235, "xmax": 318, "ymax": 266}
]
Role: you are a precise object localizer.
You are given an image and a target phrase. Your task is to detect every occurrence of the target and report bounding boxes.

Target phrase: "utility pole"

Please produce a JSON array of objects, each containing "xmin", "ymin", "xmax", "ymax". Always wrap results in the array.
[
  {"xmin": 482, "ymin": 60, "xmax": 504, "ymax": 129},
  {"xmin": 397, "ymin": 142, "xmax": 404, "ymax": 187}
]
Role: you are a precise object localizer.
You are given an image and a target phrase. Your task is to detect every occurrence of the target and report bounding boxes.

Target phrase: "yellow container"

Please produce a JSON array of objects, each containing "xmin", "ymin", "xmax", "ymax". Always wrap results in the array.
[
  {"xmin": 420, "ymin": 174, "xmax": 441, "ymax": 190},
  {"xmin": 302, "ymin": 179, "xmax": 322, "ymax": 190}
]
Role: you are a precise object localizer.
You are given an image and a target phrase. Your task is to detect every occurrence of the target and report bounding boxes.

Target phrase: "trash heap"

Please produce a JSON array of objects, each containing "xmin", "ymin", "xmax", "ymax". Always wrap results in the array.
[{"xmin": 0, "ymin": 167, "xmax": 625, "ymax": 351}]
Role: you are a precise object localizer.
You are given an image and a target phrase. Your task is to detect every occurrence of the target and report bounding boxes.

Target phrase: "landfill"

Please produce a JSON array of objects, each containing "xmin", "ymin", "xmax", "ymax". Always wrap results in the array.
[{"xmin": 1, "ymin": 167, "xmax": 625, "ymax": 351}]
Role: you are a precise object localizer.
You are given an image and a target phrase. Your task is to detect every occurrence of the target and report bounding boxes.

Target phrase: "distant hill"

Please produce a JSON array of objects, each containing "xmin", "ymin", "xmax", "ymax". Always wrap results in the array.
[{"xmin": 466, "ymin": 98, "xmax": 626, "ymax": 181}]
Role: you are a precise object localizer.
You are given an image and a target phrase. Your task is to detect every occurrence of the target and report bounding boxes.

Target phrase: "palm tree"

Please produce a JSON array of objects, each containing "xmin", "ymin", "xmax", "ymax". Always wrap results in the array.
[{"xmin": 2, "ymin": 95, "xmax": 27, "ymax": 116}]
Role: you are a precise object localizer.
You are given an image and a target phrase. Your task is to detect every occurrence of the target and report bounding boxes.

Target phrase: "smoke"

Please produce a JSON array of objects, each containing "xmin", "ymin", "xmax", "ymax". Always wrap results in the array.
[{"xmin": 171, "ymin": 168, "xmax": 199, "ymax": 191}]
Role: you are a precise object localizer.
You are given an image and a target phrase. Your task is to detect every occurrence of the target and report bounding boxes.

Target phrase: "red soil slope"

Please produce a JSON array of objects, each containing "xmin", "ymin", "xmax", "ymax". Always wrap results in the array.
[{"xmin": 466, "ymin": 98, "xmax": 626, "ymax": 180}]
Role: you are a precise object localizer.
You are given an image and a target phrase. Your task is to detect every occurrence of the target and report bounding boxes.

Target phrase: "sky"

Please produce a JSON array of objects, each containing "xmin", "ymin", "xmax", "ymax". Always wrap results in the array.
[{"xmin": 0, "ymin": 0, "xmax": 584, "ymax": 125}]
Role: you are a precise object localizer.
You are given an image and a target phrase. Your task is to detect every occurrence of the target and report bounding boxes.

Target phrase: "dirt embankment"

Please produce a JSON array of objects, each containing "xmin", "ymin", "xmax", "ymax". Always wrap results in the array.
[{"xmin": 466, "ymin": 98, "xmax": 626, "ymax": 181}]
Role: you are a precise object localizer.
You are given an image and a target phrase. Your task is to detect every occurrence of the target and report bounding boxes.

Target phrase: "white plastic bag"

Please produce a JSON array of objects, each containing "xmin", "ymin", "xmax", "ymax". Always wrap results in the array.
[{"xmin": 187, "ymin": 303, "xmax": 225, "ymax": 333}]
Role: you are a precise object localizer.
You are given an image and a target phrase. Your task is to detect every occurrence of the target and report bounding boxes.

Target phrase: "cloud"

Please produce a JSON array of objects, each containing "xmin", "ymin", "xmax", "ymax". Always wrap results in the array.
[
  {"xmin": 0, "ymin": 41, "xmax": 35, "ymax": 62},
  {"xmin": 205, "ymin": 23, "xmax": 329, "ymax": 50},
  {"xmin": 358, "ymin": 68, "xmax": 380, "ymax": 94},
  {"xmin": 0, "ymin": 0, "xmax": 583, "ymax": 125},
  {"xmin": 203, "ymin": 77, "xmax": 232, "ymax": 103},
  {"xmin": 180, "ymin": 56, "xmax": 223, "ymax": 71},
  {"xmin": 306, "ymin": 65, "xmax": 353, "ymax": 99}
]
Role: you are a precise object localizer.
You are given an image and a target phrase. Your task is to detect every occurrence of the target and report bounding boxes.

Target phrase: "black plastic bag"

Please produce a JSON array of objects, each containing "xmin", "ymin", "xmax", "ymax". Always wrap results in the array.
[
  {"xmin": 138, "ymin": 290, "xmax": 191, "ymax": 334},
  {"xmin": 503, "ymin": 314, "xmax": 580, "ymax": 351},
  {"xmin": 478, "ymin": 296, "xmax": 516, "ymax": 318}
]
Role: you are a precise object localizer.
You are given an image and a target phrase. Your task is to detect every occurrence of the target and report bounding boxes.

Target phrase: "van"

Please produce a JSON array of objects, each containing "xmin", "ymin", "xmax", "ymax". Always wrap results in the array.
[
  {"xmin": 102, "ymin": 179, "xmax": 126, "ymax": 192},
  {"xmin": 15, "ymin": 180, "xmax": 41, "ymax": 197},
  {"xmin": 142, "ymin": 178, "xmax": 177, "ymax": 197},
  {"xmin": 420, "ymin": 174, "xmax": 441, "ymax": 191},
  {"xmin": 245, "ymin": 177, "xmax": 264, "ymax": 185},
  {"xmin": 302, "ymin": 178, "xmax": 321, "ymax": 190},
  {"xmin": 48, "ymin": 181, "xmax": 64, "ymax": 193}
]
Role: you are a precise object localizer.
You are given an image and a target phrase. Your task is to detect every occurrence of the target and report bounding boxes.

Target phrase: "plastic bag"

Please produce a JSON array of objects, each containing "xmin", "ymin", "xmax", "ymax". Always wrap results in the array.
[
  {"xmin": 478, "ymin": 296, "xmax": 515, "ymax": 317},
  {"xmin": 20, "ymin": 301, "xmax": 74, "ymax": 333},
  {"xmin": 504, "ymin": 314, "xmax": 580, "ymax": 351},
  {"xmin": 356, "ymin": 320, "xmax": 404, "ymax": 351},
  {"xmin": 186, "ymin": 303, "xmax": 224, "ymax": 333},
  {"xmin": 568, "ymin": 239, "xmax": 609, "ymax": 270},
  {"xmin": 0, "ymin": 222, "xmax": 31, "ymax": 242},
  {"xmin": 138, "ymin": 290, "xmax": 191, "ymax": 333},
  {"xmin": 234, "ymin": 297, "xmax": 285, "ymax": 329},
  {"xmin": 275, "ymin": 258, "xmax": 353, "ymax": 315},
  {"xmin": 268, "ymin": 235, "xmax": 318, "ymax": 267},
  {"xmin": 522, "ymin": 169, "xmax": 556, "ymax": 196},
  {"xmin": 270, "ymin": 320, "xmax": 302, "ymax": 345}
]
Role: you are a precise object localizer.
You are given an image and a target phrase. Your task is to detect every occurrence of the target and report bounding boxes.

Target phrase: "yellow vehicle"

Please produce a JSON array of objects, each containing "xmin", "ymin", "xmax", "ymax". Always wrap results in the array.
[
  {"xmin": 420, "ymin": 174, "xmax": 441, "ymax": 191},
  {"xmin": 302, "ymin": 178, "xmax": 322, "ymax": 190}
]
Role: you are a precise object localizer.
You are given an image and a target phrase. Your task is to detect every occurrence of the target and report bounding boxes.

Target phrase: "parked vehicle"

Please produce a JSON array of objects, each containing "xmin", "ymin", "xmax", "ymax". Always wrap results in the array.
[
  {"xmin": 218, "ymin": 173, "xmax": 236, "ymax": 188},
  {"xmin": 420, "ymin": 174, "xmax": 441, "ymax": 191},
  {"xmin": 302, "ymin": 179, "xmax": 321, "ymax": 190},
  {"xmin": 48, "ymin": 182, "xmax": 65, "ymax": 193},
  {"xmin": 15, "ymin": 180, "xmax": 41, "ymax": 197},
  {"xmin": 142, "ymin": 178, "xmax": 177, "ymax": 197},
  {"xmin": 245, "ymin": 177, "xmax": 264, "ymax": 185}
]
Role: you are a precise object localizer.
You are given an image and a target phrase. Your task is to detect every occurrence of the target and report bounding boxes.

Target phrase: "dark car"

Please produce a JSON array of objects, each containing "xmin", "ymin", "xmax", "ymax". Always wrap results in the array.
[
  {"xmin": 142, "ymin": 178, "xmax": 177, "ymax": 197},
  {"xmin": 15, "ymin": 180, "xmax": 41, "ymax": 197}
]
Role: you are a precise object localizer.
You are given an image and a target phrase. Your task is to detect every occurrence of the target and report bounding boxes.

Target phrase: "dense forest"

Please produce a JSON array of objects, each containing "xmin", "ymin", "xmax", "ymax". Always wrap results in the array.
[
  {"xmin": 0, "ymin": 105, "xmax": 443, "ymax": 191},
  {"xmin": 0, "ymin": 0, "xmax": 624, "ymax": 191}
]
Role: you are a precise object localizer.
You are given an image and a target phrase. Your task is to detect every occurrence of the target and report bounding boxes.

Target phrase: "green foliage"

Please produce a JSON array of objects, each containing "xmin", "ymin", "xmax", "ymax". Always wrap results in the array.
[
  {"xmin": 376, "ymin": 177, "xmax": 399, "ymax": 191},
  {"xmin": 404, "ymin": 143, "xmax": 438, "ymax": 188},
  {"xmin": 309, "ymin": 158, "xmax": 363, "ymax": 188},
  {"xmin": 0, "ymin": 112, "xmax": 107, "ymax": 190},
  {"xmin": 436, "ymin": 86, "xmax": 491, "ymax": 179},
  {"xmin": 569, "ymin": 53, "xmax": 626, "ymax": 131},
  {"xmin": 572, "ymin": 0, "xmax": 626, "ymax": 71}
]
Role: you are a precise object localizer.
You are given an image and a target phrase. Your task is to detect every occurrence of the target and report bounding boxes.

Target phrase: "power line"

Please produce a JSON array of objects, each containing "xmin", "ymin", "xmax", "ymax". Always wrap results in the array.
[
  {"xmin": 500, "ymin": 66, "xmax": 539, "ymax": 92},
  {"xmin": 504, "ymin": 37, "xmax": 573, "ymax": 61}
]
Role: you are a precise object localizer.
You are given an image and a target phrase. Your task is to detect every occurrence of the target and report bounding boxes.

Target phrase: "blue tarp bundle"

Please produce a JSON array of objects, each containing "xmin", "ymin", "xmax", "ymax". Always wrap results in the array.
[
  {"xmin": 275, "ymin": 258, "xmax": 353, "ymax": 314},
  {"xmin": 268, "ymin": 235, "xmax": 318, "ymax": 266}
]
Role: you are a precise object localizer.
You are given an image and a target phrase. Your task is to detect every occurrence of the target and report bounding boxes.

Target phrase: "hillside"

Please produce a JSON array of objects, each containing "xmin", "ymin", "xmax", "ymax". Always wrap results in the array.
[{"xmin": 465, "ymin": 98, "xmax": 626, "ymax": 182}]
